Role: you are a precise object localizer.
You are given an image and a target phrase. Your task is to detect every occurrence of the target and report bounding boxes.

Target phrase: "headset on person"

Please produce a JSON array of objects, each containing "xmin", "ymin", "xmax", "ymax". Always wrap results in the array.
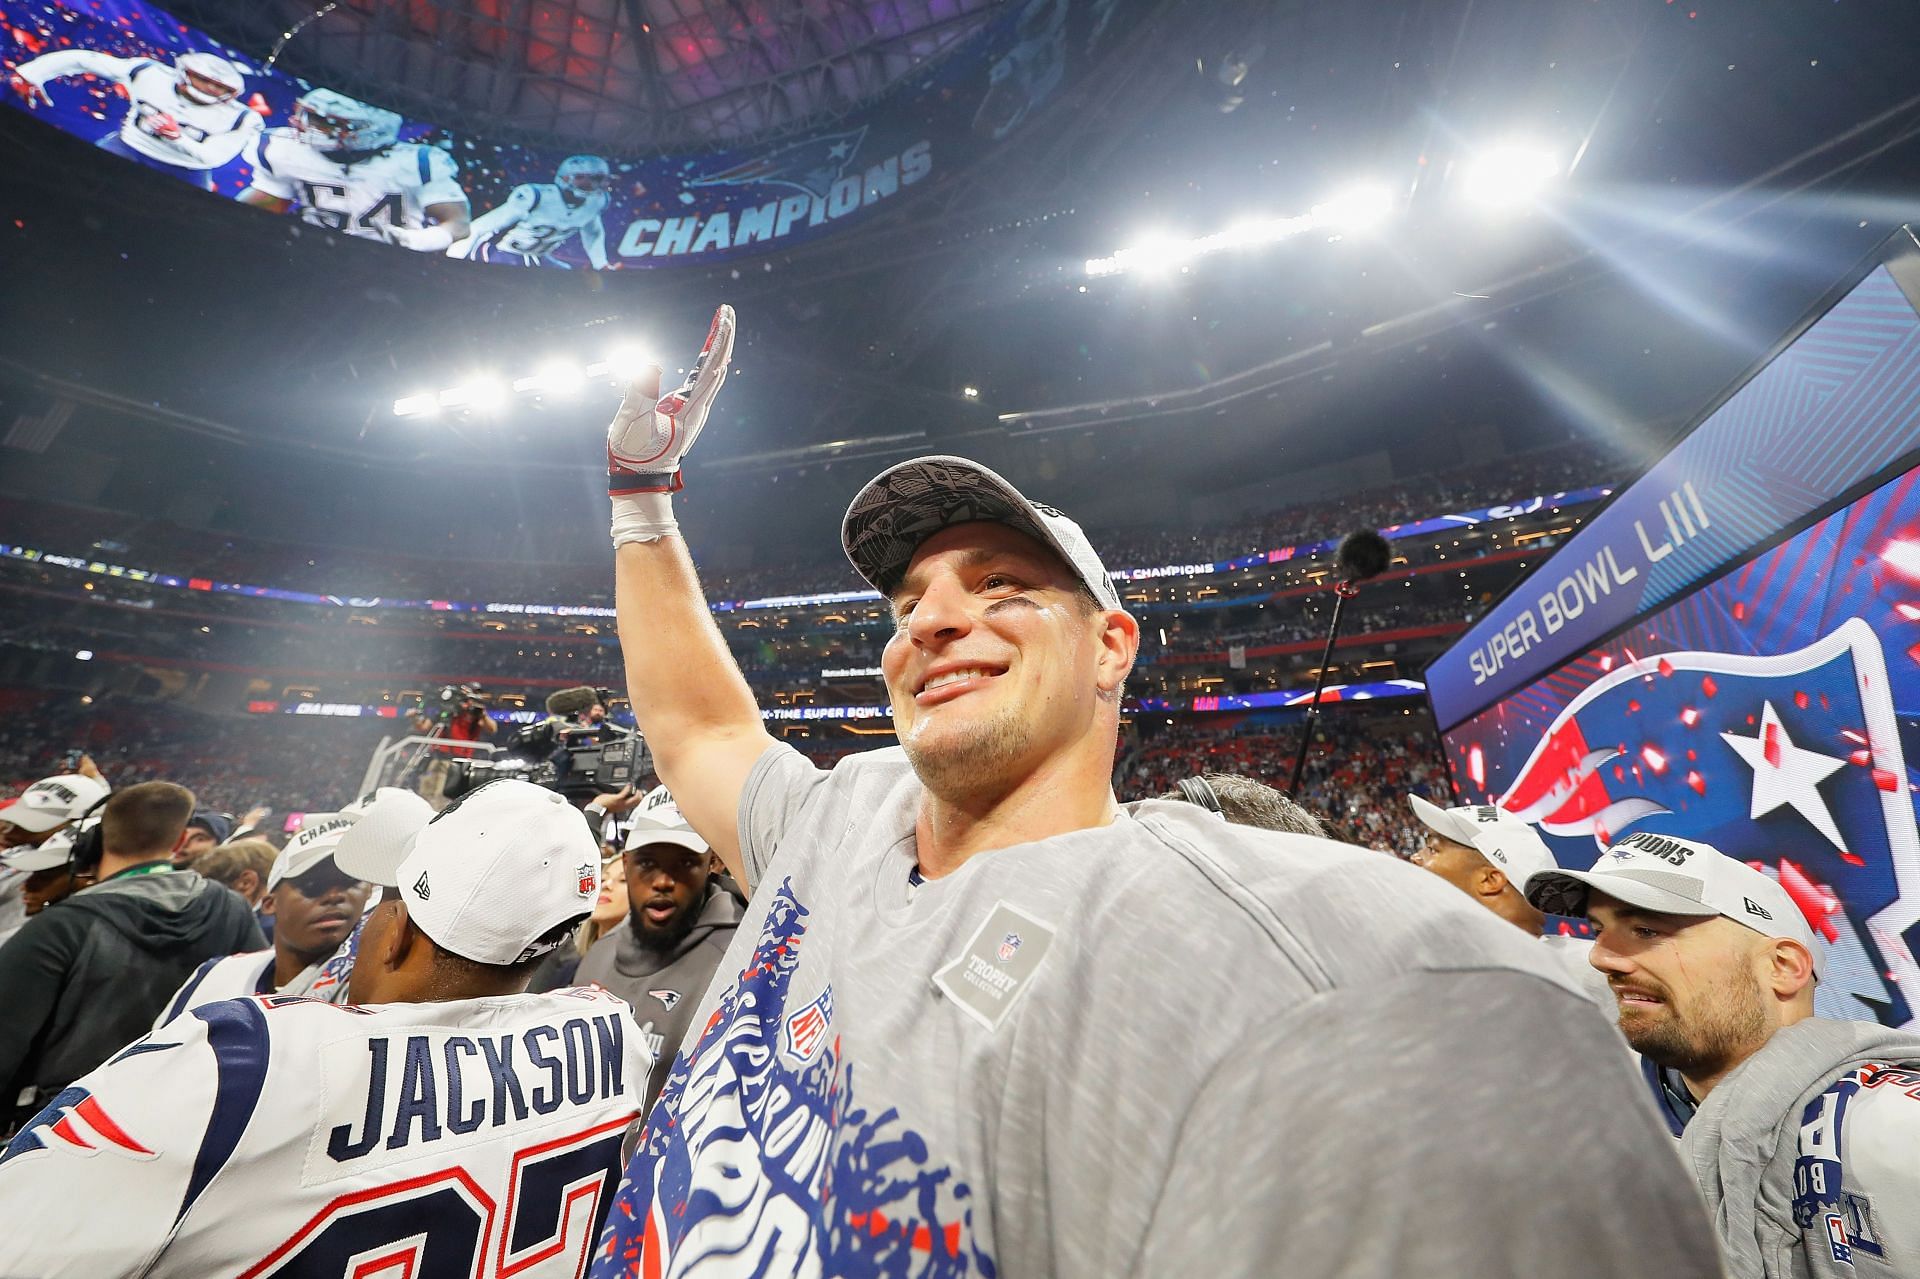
[{"xmin": 1176, "ymin": 775, "xmax": 1224, "ymax": 817}]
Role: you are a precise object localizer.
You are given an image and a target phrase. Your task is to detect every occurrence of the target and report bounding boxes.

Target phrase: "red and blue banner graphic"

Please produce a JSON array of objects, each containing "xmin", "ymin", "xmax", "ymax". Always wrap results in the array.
[
  {"xmin": 0, "ymin": 0, "xmax": 1136, "ymax": 268},
  {"xmin": 1441, "ymin": 464, "xmax": 1920, "ymax": 1029},
  {"xmin": 1427, "ymin": 265, "xmax": 1920, "ymax": 731}
]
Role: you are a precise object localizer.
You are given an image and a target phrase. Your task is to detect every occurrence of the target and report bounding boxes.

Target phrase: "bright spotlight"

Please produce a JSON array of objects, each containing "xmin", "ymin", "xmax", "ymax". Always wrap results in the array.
[
  {"xmin": 74, "ymin": 649, "xmax": 93, "ymax": 661},
  {"xmin": 1459, "ymin": 145, "xmax": 1560, "ymax": 210},
  {"xmin": 392, "ymin": 393, "xmax": 438, "ymax": 417},
  {"xmin": 531, "ymin": 362, "xmax": 587, "ymax": 396},
  {"xmin": 440, "ymin": 378, "xmax": 506, "ymax": 412},
  {"xmin": 603, "ymin": 345, "xmax": 659, "ymax": 380},
  {"xmin": 1316, "ymin": 184, "xmax": 1393, "ymax": 232},
  {"xmin": 962, "ymin": 386, "xmax": 980, "ymax": 399}
]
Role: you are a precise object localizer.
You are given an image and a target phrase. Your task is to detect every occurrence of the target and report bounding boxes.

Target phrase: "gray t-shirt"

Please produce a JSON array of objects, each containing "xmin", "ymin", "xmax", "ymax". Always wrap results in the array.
[{"xmin": 601, "ymin": 744, "xmax": 1721, "ymax": 1277}]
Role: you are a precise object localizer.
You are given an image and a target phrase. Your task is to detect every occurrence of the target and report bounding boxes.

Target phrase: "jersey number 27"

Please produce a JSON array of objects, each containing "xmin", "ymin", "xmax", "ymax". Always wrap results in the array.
[{"xmin": 240, "ymin": 1118, "xmax": 627, "ymax": 1278}]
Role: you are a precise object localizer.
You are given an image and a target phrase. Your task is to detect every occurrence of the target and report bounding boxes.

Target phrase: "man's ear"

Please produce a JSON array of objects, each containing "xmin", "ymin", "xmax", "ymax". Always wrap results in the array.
[
  {"xmin": 389, "ymin": 902, "xmax": 424, "ymax": 970},
  {"xmin": 1476, "ymin": 864, "xmax": 1511, "ymax": 901},
  {"xmin": 258, "ymin": 891, "xmax": 277, "ymax": 919},
  {"xmin": 1095, "ymin": 609, "xmax": 1140, "ymax": 697},
  {"xmin": 235, "ymin": 869, "xmax": 260, "ymax": 899},
  {"xmin": 1767, "ymin": 938, "xmax": 1817, "ymax": 999}
]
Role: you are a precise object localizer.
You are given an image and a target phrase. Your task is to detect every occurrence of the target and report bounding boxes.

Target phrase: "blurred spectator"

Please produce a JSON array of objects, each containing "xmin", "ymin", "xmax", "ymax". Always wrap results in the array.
[
  {"xmin": 171, "ymin": 808, "xmax": 233, "ymax": 868},
  {"xmin": 529, "ymin": 852, "xmax": 627, "ymax": 993},
  {"xmin": 190, "ymin": 838, "xmax": 277, "ymax": 909},
  {"xmin": 155, "ymin": 816, "xmax": 371, "ymax": 1024},
  {"xmin": 1156, "ymin": 772, "xmax": 1328, "ymax": 836},
  {"xmin": 577, "ymin": 786, "xmax": 745, "ymax": 1110},
  {"xmin": 0, "ymin": 770, "xmax": 111, "ymax": 945},
  {"xmin": 0, "ymin": 781, "xmax": 263, "ymax": 1130},
  {"xmin": 1, "ymin": 826, "xmax": 93, "ymax": 918}
]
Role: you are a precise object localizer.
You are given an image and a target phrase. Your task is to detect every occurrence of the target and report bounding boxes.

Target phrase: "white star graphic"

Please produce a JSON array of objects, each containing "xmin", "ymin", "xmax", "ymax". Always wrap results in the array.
[
  {"xmin": 827, "ymin": 140, "xmax": 852, "ymax": 160},
  {"xmin": 1720, "ymin": 700, "xmax": 1849, "ymax": 850}
]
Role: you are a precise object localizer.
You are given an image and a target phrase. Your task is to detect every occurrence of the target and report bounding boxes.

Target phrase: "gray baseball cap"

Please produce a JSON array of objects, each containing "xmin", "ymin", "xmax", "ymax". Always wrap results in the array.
[{"xmin": 841, "ymin": 455, "xmax": 1123, "ymax": 612}]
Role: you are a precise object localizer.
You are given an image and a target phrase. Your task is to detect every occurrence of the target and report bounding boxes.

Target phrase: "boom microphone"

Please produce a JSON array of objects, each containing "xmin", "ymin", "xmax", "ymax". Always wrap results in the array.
[
  {"xmin": 544, "ymin": 686, "xmax": 602, "ymax": 717},
  {"xmin": 1335, "ymin": 529, "xmax": 1392, "ymax": 584},
  {"xmin": 1286, "ymin": 528, "xmax": 1393, "ymax": 798}
]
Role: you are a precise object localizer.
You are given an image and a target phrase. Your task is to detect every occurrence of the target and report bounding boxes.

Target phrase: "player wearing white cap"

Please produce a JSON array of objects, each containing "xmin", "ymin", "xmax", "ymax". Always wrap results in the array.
[
  {"xmin": 0, "ymin": 779, "xmax": 649, "ymax": 1278},
  {"xmin": 152, "ymin": 813, "xmax": 372, "ymax": 1024},
  {"xmin": 9, "ymin": 48, "xmax": 260, "ymax": 188},
  {"xmin": 574, "ymin": 783, "xmax": 744, "ymax": 1109},
  {"xmin": 1407, "ymin": 795, "xmax": 1615, "ymax": 1013},
  {"xmin": 1527, "ymin": 832, "xmax": 1920, "ymax": 1278},
  {"xmin": 0, "ymin": 770, "xmax": 110, "ymax": 944},
  {"xmin": 585, "ymin": 305, "xmax": 1721, "ymax": 1276}
]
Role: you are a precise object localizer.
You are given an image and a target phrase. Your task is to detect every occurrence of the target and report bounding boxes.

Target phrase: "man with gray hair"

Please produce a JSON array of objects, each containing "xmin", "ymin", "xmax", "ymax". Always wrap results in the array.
[{"xmin": 584, "ymin": 305, "xmax": 1719, "ymax": 1277}]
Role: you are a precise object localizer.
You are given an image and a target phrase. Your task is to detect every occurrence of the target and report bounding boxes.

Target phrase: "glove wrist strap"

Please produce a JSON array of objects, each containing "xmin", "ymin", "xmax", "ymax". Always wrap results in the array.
[
  {"xmin": 609, "ymin": 466, "xmax": 682, "ymax": 496},
  {"xmin": 611, "ymin": 490, "xmax": 678, "ymax": 547}
]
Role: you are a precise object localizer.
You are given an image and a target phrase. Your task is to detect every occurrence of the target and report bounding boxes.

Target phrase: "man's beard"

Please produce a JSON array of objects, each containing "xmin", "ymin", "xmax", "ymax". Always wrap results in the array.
[
  {"xmin": 1617, "ymin": 962, "xmax": 1770, "ymax": 1078},
  {"xmin": 899, "ymin": 702, "xmax": 1034, "ymax": 803},
  {"xmin": 628, "ymin": 896, "xmax": 702, "ymax": 954}
]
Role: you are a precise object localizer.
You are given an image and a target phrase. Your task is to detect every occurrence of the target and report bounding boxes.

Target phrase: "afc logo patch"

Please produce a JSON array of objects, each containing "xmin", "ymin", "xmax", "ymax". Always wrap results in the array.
[{"xmin": 782, "ymin": 985, "xmax": 834, "ymax": 1064}]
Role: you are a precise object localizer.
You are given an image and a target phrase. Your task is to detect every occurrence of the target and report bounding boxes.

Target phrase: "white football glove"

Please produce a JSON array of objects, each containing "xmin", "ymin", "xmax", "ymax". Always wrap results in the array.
[
  {"xmin": 608, "ymin": 303, "xmax": 734, "ymax": 547},
  {"xmin": 379, "ymin": 221, "xmax": 456, "ymax": 252}
]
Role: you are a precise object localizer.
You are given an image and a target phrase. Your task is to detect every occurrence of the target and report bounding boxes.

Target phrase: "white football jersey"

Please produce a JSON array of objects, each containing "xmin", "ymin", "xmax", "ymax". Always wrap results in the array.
[
  {"xmin": 15, "ymin": 50, "xmax": 260, "ymax": 169},
  {"xmin": 247, "ymin": 129, "xmax": 466, "ymax": 240},
  {"xmin": 0, "ymin": 986, "xmax": 648, "ymax": 1278},
  {"xmin": 456, "ymin": 182, "xmax": 608, "ymax": 262},
  {"xmin": 153, "ymin": 951, "xmax": 275, "ymax": 1030}
]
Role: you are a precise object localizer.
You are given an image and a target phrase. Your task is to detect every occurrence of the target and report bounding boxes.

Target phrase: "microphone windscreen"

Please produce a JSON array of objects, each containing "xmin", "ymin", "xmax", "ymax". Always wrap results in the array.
[
  {"xmin": 1336, "ymin": 530, "xmax": 1392, "ymax": 583},
  {"xmin": 544, "ymin": 685, "xmax": 602, "ymax": 717}
]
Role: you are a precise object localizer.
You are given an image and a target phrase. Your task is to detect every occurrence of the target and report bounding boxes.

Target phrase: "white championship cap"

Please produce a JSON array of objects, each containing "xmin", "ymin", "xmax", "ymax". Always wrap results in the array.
[
  {"xmin": 394, "ymin": 780, "xmax": 600, "ymax": 966},
  {"xmin": 622, "ymin": 783, "xmax": 710, "ymax": 855},
  {"xmin": 841, "ymin": 455, "xmax": 1123, "ymax": 611},
  {"xmin": 1408, "ymin": 795, "xmax": 1558, "ymax": 890},
  {"xmin": 267, "ymin": 811, "xmax": 358, "ymax": 890},
  {"xmin": 333, "ymin": 787, "xmax": 435, "ymax": 887},
  {"xmin": 1, "ymin": 773, "xmax": 111, "ymax": 835},
  {"xmin": 1524, "ymin": 831, "xmax": 1823, "ymax": 978},
  {"xmin": 1, "ymin": 823, "xmax": 80, "ymax": 872}
]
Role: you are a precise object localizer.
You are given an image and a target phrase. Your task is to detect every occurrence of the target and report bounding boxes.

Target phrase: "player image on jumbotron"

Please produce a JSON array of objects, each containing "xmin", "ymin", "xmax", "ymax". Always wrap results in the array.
[
  {"xmin": 236, "ymin": 88, "xmax": 470, "ymax": 252},
  {"xmin": 449, "ymin": 154, "xmax": 615, "ymax": 270},
  {"xmin": 9, "ymin": 47, "xmax": 261, "ymax": 190}
]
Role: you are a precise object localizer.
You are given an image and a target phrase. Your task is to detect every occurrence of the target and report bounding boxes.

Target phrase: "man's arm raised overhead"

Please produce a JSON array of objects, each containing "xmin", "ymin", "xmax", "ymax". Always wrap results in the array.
[{"xmin": 606, "ymin": 305, "xmax": 774, "ymax": 889}]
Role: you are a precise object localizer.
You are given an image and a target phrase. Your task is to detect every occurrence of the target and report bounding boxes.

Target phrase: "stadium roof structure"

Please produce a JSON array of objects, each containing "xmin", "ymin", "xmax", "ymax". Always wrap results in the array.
[{"xmin": 167, "ymin": 0, "xmax": 1011, "ymax": 153}]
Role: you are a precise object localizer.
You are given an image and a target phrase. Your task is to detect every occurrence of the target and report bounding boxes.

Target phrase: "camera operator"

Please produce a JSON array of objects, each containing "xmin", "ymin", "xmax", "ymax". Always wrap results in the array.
[{"xmin": 409, "ymin": 684, "xmax": 497, "ymax": 807}]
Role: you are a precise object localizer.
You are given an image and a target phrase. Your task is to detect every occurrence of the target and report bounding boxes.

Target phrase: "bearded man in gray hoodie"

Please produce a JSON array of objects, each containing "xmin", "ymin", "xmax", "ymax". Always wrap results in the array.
[{"xmin": 1528, "ymin": 831, "xmax": 1920, "ymax": 1279}]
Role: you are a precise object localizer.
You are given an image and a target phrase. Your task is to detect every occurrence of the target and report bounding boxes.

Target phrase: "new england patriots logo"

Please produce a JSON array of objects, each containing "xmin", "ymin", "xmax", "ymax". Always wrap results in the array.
[
  {"xmin": 1496, "ymin": 619, "xmax": 1920, "ymax": 1025},
  {"xmin": 691, "ymin": 127, "xmax": 867, "ymax": 200},
  {"xmin": 0, "ymin": 1086, "xmax": 157, "ymax": 1167}
]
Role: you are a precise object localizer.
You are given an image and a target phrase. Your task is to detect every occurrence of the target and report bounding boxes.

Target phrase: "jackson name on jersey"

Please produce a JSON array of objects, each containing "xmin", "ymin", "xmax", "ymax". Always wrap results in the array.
[
  {"xmin": 0, "ymin": 986, "xmax": 647, "ymax": 1278},
  {"xmin": 246, "ymin": 128, "xmax": 465, "ymax": 241}
]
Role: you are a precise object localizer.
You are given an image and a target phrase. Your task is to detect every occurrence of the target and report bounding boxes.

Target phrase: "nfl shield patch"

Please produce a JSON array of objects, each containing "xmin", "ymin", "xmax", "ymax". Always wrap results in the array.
[
  {"xmin": 782, "ymin": 985, "xmax": 834, "ymax": 1064},
  {"xmin": 997, "ymin": 932, "xmax": 1022, "ymax": 963},
  {"xmin": 576, "ymin": 864, "xmax": 596, "ymax": 898}
]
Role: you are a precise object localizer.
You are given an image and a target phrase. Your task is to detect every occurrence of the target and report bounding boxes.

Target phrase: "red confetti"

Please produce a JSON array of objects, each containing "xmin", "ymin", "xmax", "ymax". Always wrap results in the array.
[
  {"xmin": 1794, "ymin": 690, "xmax": 1810, "ymax": 709},
  {"xmin": 1852, "ymin": 749, "xmax": 1872, "ymax": 767},
  {"xmin": 1628, "ymin": 700, "xmax": 1641, "ymax": 713},
  {"xmin": 1658, "ymin": 657, "xmax": 1675, "ymax": 677},
  {"xmin": 1686, "ymin": 770, "xmax": 1706, "ymax": 795},
  {"xmin": 1841, "ymin": 852, "xmax": 1867, "ymax": 866},
  {"xmin": 1680, "ymin": 706, "xmax": 1700, "ymax": 726},
  {"xmin": 1702, "ymin": 675, "xmax": 1718, "ymax": 697},
  {"xmin": 1874, "ymin": 768, "xmax": 1901, "ymax": 793},
  {"xmin": 1733, "ymin": 600, "xmax": 1746, "ymax": 620}
]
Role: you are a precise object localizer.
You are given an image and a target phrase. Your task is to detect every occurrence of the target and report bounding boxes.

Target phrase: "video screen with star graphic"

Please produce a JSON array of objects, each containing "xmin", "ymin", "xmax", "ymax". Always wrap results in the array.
[{"xmin": 1442, "ymin": 465, "xmax": 1920, "ymax": 1028}]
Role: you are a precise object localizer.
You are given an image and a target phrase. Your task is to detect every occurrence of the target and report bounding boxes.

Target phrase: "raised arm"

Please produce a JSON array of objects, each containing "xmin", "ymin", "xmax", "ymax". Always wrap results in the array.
[{"xmin": 607, "ymin": 305, "xmax": 773, "ymax": 886}]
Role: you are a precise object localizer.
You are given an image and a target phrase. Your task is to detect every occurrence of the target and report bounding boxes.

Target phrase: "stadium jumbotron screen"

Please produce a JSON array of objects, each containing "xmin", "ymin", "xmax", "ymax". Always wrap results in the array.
[{"xmin": 1425, "ymin": 243, "xmax": 1920, "ymax": 1029}]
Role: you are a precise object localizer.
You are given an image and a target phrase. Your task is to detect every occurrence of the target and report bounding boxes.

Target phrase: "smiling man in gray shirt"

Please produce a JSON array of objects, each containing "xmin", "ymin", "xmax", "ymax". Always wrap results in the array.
[{"xmin": 587, "ymin": 305, "xmax": 1722, "ymax": 1278}]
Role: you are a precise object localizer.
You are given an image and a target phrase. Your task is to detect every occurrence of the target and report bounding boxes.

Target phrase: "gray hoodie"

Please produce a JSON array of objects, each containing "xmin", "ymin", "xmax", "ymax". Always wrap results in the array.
[
  {"xmin": 1680, "ymin": 1018, "xmax": 1920, "ymax": 1278},
  {"xmin": 0, "ymin": 865, "xmax": 264, "ymax": 1126},
  {"xmin": 575, "ymin": 882, "xmax": 745, "ymax": 1109}
]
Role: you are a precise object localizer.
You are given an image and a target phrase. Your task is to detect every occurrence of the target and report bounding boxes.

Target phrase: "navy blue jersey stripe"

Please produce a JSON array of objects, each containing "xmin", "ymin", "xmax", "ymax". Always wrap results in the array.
[
  {"xmin": 164, "ymin": 956, "xmax": 223, "ymax": 1025},
  {"xmin": 178, "ymin": 999, "xmax": 269, "ymax": 1225},
  {"xmin": 417, "ymin": 146, "xmax": 431, "ymax": 185}
]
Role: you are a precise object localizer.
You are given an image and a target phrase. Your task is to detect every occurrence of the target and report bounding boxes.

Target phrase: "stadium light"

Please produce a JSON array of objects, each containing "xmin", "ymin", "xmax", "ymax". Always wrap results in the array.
[
  {"xmin": 1459, "ymin": 145, "xmax": 1561, "ymax": 210},
  {"xmin": 1085, "ymin": 181, "xmax": 1397, "ymax": 278},
  {"xmin": 391, "ymin": 340, "xmax": 663, "ymax": 418},
  {"xmin": 392, "ymin": 393, "xmax": 438, "ymax": 417},
  {"xmin": 962, "ymin": 386, "xmax": 980, "ymax": 399},
  {"xmin": 439, "ymin": 378, "xmax": 506, "ymax": 412},
  {"xmin": 74, "ymin": 649, "xmax": 93, "ymax": 661}
]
